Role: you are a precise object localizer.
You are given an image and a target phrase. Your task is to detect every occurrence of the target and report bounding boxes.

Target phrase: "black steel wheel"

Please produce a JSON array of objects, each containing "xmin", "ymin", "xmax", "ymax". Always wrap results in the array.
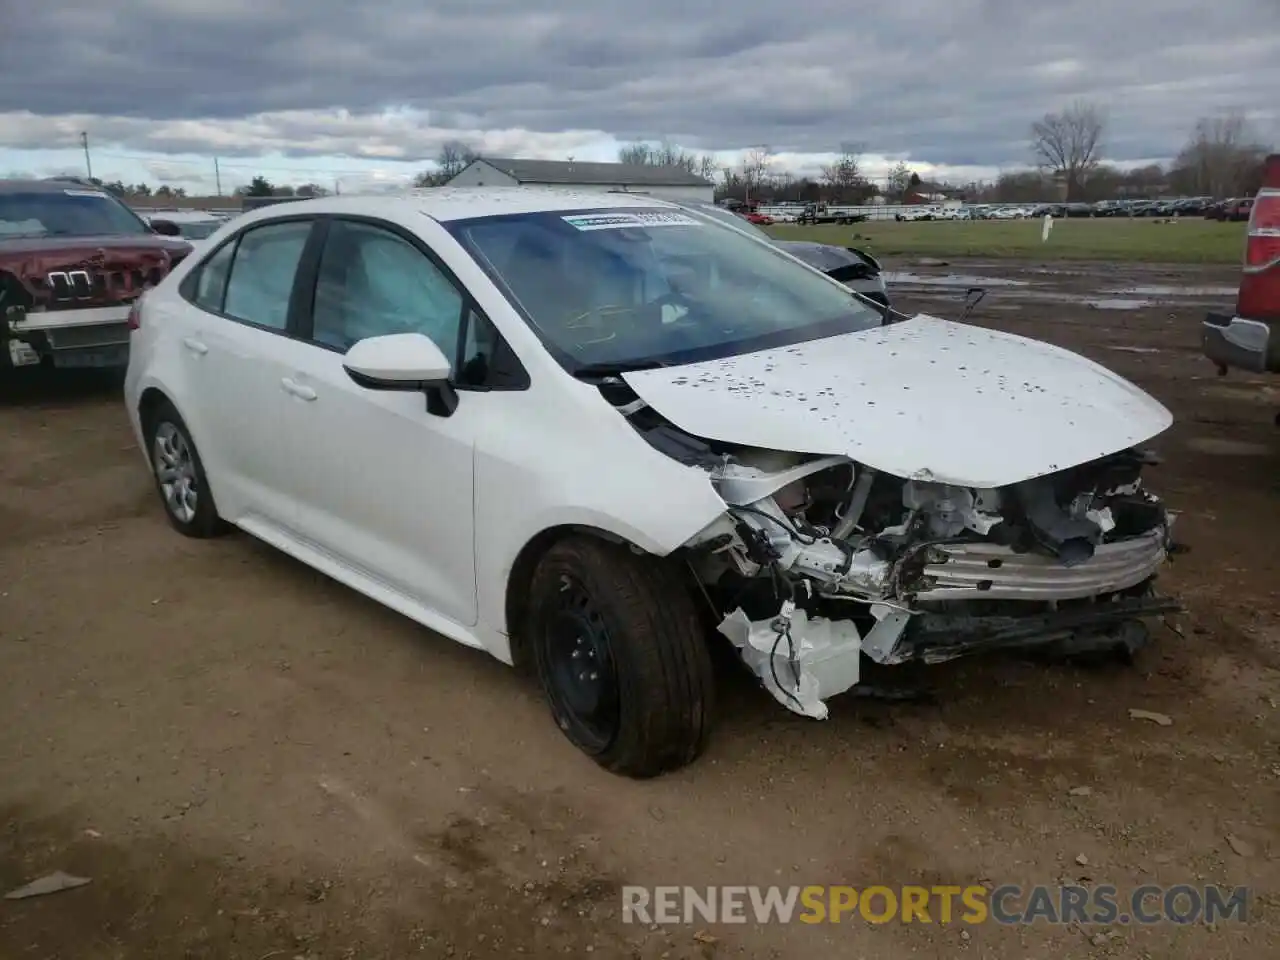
[
  {"xmin": 526, "ymin": 536, "xmax": 715, "ymax": 778},
  {"xmin": 537, "ymin": 573, "xmax": 622, "ymax": 753}
]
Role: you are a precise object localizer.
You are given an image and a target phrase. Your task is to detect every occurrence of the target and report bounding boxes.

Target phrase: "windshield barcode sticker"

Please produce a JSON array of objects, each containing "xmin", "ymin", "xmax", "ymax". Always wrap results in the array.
[{"xmin": 562, "ymin": 211, "xmax": 701, "ymax": 231}]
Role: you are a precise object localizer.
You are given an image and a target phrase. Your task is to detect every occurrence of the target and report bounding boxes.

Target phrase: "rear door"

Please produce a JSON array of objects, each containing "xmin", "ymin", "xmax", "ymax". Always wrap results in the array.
[{"xmin": 176, "ymin": 217, "xmax": 319, "ymax": 526}]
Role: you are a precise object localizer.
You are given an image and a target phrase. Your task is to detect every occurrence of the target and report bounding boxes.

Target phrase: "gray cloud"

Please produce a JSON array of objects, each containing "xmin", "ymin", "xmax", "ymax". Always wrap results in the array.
[{"xmin": 1, "ymin": 0, "xmax": 1277, "ymax": 167}]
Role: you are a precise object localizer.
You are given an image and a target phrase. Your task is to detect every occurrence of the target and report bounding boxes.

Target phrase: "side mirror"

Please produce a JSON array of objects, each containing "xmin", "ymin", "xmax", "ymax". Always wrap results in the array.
[
  {"xmin": 150, "ymin": 219, "xmax": 181, "ymax": 236},
  {"xmin": 343, "ymin": 333, "xmax": 458, "ymax": 416},
  {"xmin": 343, "ymin": 332, "xmax": 452, "ymax": 387}
]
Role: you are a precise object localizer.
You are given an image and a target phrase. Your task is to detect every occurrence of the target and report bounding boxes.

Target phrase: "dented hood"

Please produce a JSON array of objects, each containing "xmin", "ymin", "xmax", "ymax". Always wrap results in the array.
[{"xmin": 621, "ymin": 315, "xmax": 1172, "ymax": 489}]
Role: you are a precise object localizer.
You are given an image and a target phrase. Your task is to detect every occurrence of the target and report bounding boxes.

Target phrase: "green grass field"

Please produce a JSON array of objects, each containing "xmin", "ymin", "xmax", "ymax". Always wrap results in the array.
[{"xmin": 765, "ymin": 217, "xmax": 1248, "ymax": 264}]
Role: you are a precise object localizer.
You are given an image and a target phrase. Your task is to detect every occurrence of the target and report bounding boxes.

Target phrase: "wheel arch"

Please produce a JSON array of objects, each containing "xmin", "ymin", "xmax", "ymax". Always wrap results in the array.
[
  {"xmin": 134, "ymin": 385, "xmax": 228, "ymax": 512},
  {"xmin": 137, "ymin": 385, "xmax": 175, "ymax": 433},
  {"xmin": 503, "ymin": 522, "xmax": 701, "ymax": 671}
]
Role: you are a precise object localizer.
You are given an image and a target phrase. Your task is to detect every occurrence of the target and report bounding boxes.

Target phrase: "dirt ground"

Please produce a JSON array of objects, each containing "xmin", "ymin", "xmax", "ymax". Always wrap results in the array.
[{"xmin": 2, "ymin": 258, "xmax": 1277, "ymax": 959}]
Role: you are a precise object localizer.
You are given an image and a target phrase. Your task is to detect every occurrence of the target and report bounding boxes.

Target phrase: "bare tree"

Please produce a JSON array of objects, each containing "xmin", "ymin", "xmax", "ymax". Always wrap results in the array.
[
  {"xmin": 741, "ymin": 146, "xmax": 773, "ymax": 200},
  {"xmin": 1030, "ymin": 100, "xmax": 1106, "ymax": 200},
  {"xmin": 696, "ymin": 154, "xmax": 718, "ymax": 183},
  {"xmin": 617, "ymin": 142, "xmax": 654, "ymax": 166},
  {"xmin": 618, "ymin": 140, "xmax": 718, "ymax": 183},
  {"xmin": 437, "ymin": 141, "xmax": 479, "ymax": 179},
  {"xmin": 820, "ymin": 144, "xmax": 866, "ymax": 201},
  {"xmin": 885, "ymin": 161, "xmax": 912, "ymax": 202},
  {"xmin": 414, "ymin": 141, "xmax": 479, "ymax": 187},
  {"xmin": 1170, "ymin": 113, "xmax": 1271, "ymax": 197}
]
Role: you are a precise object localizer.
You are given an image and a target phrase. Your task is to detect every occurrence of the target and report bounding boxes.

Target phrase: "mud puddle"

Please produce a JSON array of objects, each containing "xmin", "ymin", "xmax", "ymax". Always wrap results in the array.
[
  {"xmin": 884, "ymin": 271, "xmax": 1030, "ymax": 288},
  {"xmin": 1103, "ymin": 284, "xmax": 1236, "ymax": 298},
  {"xmin": 1084, "ymin": 298, "xmax": 1154, "ymax": 310}
]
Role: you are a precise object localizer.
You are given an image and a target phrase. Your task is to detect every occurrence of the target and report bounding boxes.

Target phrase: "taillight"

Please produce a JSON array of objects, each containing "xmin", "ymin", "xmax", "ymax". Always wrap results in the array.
[{"xmin": 1237, "ymin": 155, "xmax": 1280, "ymax": 320}]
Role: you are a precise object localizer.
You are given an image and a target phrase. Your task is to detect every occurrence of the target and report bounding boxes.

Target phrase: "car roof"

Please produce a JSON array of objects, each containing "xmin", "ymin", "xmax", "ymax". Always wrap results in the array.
[{"xmin": 233, "ymin": 187, "xmax": 683, "ymax": 226}]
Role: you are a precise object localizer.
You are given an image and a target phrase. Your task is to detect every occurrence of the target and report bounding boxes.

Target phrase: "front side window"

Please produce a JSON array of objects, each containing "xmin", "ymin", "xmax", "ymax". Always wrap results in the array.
[
  {"xmin": 447, "ymin": 207, "xmax": 880, "ymax": 373},
  {"xmin": 0, "ymin": 188, "xmax": 151, "ymax": 238},
  {"xmin": 311, "ymin": 220, "xmax": 463, "ymax": 355},
  {"xmin": 222, "ymin": 220, "xmax": 312, "ymax": 330}
]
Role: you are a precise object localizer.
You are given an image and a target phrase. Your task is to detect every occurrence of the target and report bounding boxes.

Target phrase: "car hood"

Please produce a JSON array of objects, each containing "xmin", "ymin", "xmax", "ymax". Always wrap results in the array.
[
  {"xmin": 621, "ymin": 314, "xmax": 1173, "ymax": 489},
  {"xmin": 773, "ymin": 240, "xmax": 879, "ymax": 272},
  {"xmin": 0, "ymin": 234, "xmax": 190, "ymax": 257}
]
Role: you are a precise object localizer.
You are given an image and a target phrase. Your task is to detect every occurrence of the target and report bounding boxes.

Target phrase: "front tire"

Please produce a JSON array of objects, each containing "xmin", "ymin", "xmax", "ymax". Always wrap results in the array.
[
  {"xmin": 526, "ymin": 537, "xmax": 716, "ymax": 778},
  {"xmin": 144, "ymin": 401, "xmax": 226, "ymax": 538}
]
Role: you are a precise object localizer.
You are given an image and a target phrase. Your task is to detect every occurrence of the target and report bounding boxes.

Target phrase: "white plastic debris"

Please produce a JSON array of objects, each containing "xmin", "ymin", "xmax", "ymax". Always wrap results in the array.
[
  {"xmin": 1128, "ymin": 708, "xmax": 1173, "ymax": 726},
  {"xmin": 5, "ymin": 871, "xmax": 91, "ymax": 900},
  {"xmin": 717, "ymin": 604, "xmax": 863, "ymax": 719}
]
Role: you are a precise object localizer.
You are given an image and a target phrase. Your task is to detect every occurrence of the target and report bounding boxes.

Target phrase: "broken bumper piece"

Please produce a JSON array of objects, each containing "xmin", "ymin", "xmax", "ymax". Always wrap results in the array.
[
  {"xmin": 911, "ymin": 527, "xmax": 1170, "ymax": 602},
  {"xmin": 719, "ymin": 590, "xmax": 1178, "ymax": 718},
  {"xmin": 717, "ymin": 603, "xmax": 870, "ymax": 719}
]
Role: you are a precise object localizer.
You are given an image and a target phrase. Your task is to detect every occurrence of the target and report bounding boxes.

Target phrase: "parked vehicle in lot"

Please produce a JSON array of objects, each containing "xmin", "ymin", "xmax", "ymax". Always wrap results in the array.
[
  {"xmin": 991, "ymin": 205, "xmax": 1030, "ymax": 220},
  {"xmin": 742, "ymin": 211, "xmax": 774, "ymax": 226},
  {"xmin": 125, "ymin": 188, "xmax": 1180, "ymax": 776},
  {"xmin": 796, "ymin": 203, "xmax": 865, "ymax": 225},
  {"xmin": 1205, "ymin": 199, "xmax": 1231, "ymax": 220},
  {"xmin": 1, "ymin": 179, "xmax": 192, "ymax": 371},
  {"xmin": 1202, "ymin": 157, "xmax": 1279, "ymax": 382},
  {"xmin": 1226, "ymin": 197, "xmax": 1255, "ymax": 222},
  {"xmin": 144, "ymin": 210, "xmax": 231, "ymax": 241},
  {"xmin": 1172, "ymin": 197, "xmax": 1210, "ymax": 216},
  {"xmin": 665, "ymin": 198, "xmax": 890, "ymax": 306}
]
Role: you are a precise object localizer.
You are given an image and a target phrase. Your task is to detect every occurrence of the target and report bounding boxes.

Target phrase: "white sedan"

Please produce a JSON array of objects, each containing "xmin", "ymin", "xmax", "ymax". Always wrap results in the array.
[{"xmin": 125, "ymin": 188, "xmax": 1179, "ymax": 777}]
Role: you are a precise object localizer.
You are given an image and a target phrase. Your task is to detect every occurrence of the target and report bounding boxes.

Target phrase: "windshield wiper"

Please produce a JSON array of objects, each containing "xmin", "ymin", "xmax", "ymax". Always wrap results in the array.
[{"xmin": 571, "ymin": 359, "xmax": 671, "ymax": 379}]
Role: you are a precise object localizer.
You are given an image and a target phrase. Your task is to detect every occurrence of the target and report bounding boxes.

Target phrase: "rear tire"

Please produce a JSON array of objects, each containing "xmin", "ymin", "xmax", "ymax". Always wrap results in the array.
[
  {"xmin": 143, "ymin": 400, "xmax": 227, "ymax": 538},
  {"xmin": 526, "ymin": 537, "xmax": 716, "ymax": 778}
]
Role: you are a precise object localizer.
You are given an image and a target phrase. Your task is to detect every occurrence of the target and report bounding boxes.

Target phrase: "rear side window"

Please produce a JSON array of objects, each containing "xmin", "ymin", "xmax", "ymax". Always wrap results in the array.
[
  {"xmin": 192, "ymin": 240, "xmax": 237, "ymax": 313},
  {"xmin": 222, "ymin": 221, "xmax": 312, "ymax": 330}
]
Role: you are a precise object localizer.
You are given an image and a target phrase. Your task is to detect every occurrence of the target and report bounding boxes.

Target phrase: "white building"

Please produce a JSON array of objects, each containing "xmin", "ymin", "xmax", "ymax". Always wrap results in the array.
[{"xmin": 446, "ymin": 158, "xmax": 715, "ymax": 203}]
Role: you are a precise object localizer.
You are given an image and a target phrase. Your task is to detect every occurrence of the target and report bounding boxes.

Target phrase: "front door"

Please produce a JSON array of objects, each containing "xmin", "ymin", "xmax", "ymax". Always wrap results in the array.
[{"xmin": 273, "ymin": 217, "xmax": 480, "ymax": 627}]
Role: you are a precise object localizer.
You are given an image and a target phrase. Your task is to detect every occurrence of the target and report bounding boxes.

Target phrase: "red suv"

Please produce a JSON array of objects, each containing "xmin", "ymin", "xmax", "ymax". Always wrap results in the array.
[{"xmin": 1201, "ymin": 155, "xmax": 1280, "ymax": 381}]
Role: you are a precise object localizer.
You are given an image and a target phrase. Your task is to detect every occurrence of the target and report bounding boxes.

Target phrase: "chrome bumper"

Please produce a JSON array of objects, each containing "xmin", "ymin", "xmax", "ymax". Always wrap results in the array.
[{"xmin": 914, "ymin": 527, "xmax": 1169, "ymax": 602}]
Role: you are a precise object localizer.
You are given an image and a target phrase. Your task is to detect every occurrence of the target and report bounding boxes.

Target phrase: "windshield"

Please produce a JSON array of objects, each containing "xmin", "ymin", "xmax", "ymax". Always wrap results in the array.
[
  {"xmin": 447, "ymin": 207, "xmax": 882, "ymax": 372},
  {"xmin": 0, "ymin": 189, "xmax": 152, "ymax": 238}
]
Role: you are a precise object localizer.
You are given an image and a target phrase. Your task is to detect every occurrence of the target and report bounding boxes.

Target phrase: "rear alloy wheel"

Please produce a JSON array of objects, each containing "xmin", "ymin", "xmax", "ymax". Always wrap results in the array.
[
  {"xmin": 146, "ymin": 402, "xmax": 226, "ymax": 538},
  {"xmin": 527, "ymin": 537, "xmax": 715, "ymax": 778}
]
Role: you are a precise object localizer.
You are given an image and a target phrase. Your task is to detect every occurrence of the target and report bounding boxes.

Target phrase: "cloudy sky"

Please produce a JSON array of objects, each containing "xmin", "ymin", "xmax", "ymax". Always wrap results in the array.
[{"xmin": 0, "ymin": 0, "xmax": 1276, "ymax": 194}]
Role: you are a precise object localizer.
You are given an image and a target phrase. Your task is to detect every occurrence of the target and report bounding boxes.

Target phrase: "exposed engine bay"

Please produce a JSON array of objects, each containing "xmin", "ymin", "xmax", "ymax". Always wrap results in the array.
[{"xmin": 599, "ymin": 379, "xmax": 1180, "ymax": 719}]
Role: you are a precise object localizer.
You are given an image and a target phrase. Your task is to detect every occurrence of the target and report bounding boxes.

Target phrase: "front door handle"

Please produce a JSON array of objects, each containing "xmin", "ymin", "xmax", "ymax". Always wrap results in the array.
[
  {"xmin": 182, "ymin": 337, "xmax": 208, "ymax": 355},
  {"xmin": 281, "ymin": 377, "xmax": 317, "ymax": 401}
]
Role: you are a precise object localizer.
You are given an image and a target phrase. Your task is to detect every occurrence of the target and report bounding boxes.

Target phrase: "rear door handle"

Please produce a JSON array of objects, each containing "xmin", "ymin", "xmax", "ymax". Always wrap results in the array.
[
  {"xmin": 281, "ymin": 377, "xmax": 317, "ymax": 401},
  {"xmin": 182, "ymin": 337, "xmax": 208, "ymax": 355}
]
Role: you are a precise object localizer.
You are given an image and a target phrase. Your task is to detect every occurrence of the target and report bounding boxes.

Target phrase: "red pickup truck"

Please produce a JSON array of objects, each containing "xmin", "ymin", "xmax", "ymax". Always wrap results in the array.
[{"xmin": 1201, "ymin": 155, "xmax": 1279, "ymax": 388}]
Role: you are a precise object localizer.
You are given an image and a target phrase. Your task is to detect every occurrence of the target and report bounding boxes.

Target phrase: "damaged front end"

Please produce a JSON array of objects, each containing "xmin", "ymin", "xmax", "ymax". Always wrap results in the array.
[{"xmin": 621, "ymin": 397, "xmax": 1180, "ymax": 719}]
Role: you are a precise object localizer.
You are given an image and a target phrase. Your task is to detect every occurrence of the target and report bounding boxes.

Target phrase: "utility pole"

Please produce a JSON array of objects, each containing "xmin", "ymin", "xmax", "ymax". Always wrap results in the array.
[
  {"xmin": 214, "ymin": 157, "xmax": 222, "ymax": 196},
  {"xmin": 80, "ymin": 131, "xmax": 93, "ymax": 180}
]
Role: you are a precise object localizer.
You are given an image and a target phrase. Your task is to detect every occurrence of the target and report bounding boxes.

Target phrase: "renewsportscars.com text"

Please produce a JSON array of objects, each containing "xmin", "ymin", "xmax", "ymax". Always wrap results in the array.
[{"xmin": 622, "ymin": 884, "xmax": 1250, "ymax": 926}]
